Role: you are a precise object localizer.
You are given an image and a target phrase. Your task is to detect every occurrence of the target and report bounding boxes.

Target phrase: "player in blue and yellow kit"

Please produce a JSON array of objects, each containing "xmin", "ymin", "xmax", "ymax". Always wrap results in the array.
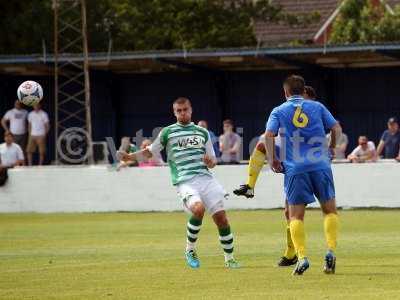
[
  {"xmin": 265, "ymin": 75, "xmax": 341, "ymax": 275},
  {"xmin": 233, "ymin": 86, "xmax": 317, "ymax": 267}
]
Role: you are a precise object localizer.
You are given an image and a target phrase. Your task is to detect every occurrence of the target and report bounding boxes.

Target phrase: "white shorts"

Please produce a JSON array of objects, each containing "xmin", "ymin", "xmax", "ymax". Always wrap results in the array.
[{"xmin": 177, "ymin": 175, "xmax": 228, "ymax": 215}]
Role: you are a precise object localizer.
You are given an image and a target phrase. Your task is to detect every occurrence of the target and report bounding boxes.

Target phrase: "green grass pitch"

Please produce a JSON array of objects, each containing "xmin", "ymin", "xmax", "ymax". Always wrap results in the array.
[{"xmin": 1, "ymin": 210, "xmax": 400, "ymax": 299}]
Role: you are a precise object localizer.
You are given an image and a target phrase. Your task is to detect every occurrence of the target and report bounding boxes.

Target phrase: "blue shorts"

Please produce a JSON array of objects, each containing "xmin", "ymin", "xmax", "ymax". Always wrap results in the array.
[{"xmin": 284, "ymin": 169, "xmax": 335, "ymax": 205}]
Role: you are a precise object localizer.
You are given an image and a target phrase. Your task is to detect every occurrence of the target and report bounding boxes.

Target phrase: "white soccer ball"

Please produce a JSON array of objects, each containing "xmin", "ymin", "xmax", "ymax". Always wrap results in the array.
[{"xmin": 17, "ymin": 81, "xmax": 43, "ymax": 106}]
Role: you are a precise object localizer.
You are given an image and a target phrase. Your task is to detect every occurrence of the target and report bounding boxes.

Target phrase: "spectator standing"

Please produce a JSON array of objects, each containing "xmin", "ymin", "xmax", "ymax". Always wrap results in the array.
[
  {"xmin": 1, "ymin": 100, "xmax": 28, "ymax": 152},
  {"xmin": 326, "ymin": 121, "xmax": 348, "ymax": 159},
  {"xmin": 347, "ymin": 136, "xmax": 377, "ymax": 163},
  {"xmin": 376, "ymin": 117, "xmax": 400, "ymax": 159},
  {"xmin": 27, "ymin": 103, "xmax": 49, "ymax": 166},
  {"xmin": 197, "ymin": 120, "xmax": 220, "ymax": 157},
  {"xmin": 219, "ymin": 119, "xmax": 241, "ymax": 164}
]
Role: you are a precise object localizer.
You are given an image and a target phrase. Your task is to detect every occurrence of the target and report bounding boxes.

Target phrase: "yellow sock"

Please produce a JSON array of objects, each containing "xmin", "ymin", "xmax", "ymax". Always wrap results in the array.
[
  {"xmin": 290, "ymin": 219, "xmax": 306, "ymax": 259},
  {"xmin": 284, "ymin": 222, "xmax": 296, "ymax": 259},
  {"xmin": 246, "ymin": 148, "xmax": 266, "ymax": 188},
  {"xmin": 324, "ymin": 213, "xmax": 338, "ymax": 251}
]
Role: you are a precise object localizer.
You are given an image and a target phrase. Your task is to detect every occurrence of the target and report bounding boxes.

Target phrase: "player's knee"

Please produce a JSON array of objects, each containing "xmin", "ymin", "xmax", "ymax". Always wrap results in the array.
[
  {"xmin": 191, "ymin": 202, "xmax": 205, "ymax": 219},
  {"xmin": 322, "ymin": 206, "xmax": 337, "ymax": 215},
  {"xmin": 322, "ymin": 207, "xmax": 337, "ymax": 215},
  {"xmin": 288, "ymin": 204, "xmax": 305, "ymax": 220},
  {"xmin": 290, "ymin": 215, "xmax": 304, "ymax": 221},
  {"xmin": 321, "ymin": 199, "xmax": 337, "ymax": 215},
  {"xmin": 256, "ymin": 142, "xmax": 266, "ymax": 154},
  {"xmin": 213, "ymin": 211, "xmax": 229, "ymax": 228},
  {"xmin": 289, "ymin": 210, "xmax": 305, "ymax": 221}
]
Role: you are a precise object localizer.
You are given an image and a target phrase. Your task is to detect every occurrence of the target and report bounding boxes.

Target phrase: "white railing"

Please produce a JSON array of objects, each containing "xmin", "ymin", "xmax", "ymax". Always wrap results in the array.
[{"xmin": 0, "ymin": 162, "xmax": 399, "ymax": 213}]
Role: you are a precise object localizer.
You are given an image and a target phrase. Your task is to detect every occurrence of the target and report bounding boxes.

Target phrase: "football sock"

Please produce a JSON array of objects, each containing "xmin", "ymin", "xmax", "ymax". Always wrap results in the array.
[
  {"xmin": 290, "ymin": 219, "xmax": 306, "ymax": 259},
  {"xmin": 246, "ymin": 148, "xmax": 266, "ymax": 188},
  {"xmin": 219, "ymin": 226, "xmax": 234, "ymax": 261},
  {"xmin": 186, "ymin": 216, "xmax": 202, "ymax": 252},
  {"xmin": 324, "ymin": 213, "xmax": 338, "ymax": 252},
  {"xmin": 284, "ymin": 221, "xmax": 296, "ymax": 259}
]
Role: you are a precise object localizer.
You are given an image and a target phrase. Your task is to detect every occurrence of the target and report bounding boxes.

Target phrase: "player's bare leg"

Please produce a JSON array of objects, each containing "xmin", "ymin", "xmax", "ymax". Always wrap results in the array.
[
  {"xmin": 185, "ymin": 202, "xmax": 205, "ymax": 269},
  {"xmin": 212, "ymin": 210, "xmax": 240, "ymax": 268},
  {"xmin": 289, "ymin": 204, "xmax": 309, "ymax": 275},
  {"xmin": 320, "ymin": 198, "xmax": 338, "ymax": 274}
]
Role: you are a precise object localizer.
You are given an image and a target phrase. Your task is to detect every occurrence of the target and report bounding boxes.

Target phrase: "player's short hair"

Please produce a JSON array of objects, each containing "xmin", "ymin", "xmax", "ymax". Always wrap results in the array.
[
  {"xmin": 223, "ymin": 119, "xmax": 234, "ymax": 127},
  {"xmin": 173, "ymin": 97, "xmax": 191, "ymax": 106},
  {"xmin": 283, "ymin": 75, "xmax": 305, "ymax": 95},
  {"xmin": 304, "ymin": 86, "xmax": 316, "ymax": 99}
]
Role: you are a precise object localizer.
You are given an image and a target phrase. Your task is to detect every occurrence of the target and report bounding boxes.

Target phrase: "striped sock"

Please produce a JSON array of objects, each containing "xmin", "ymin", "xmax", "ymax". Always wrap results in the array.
[
  {"xmin": 219, "ymin": 226, "xmax": 234, "ymax": 261},
  {"xmin": 186, "ymin": 216, "xmax": 202, "ymax": 252}
]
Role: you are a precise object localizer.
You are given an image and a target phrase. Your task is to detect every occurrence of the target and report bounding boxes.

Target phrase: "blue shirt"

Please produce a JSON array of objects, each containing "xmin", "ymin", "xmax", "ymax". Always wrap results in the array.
[
  {"xmin": 380, "ymin": 129, "xmax": 400, "ymax": 158},
  {"xmin": 266, "ymin": 96, "xmax": 337, "ymax": 176}
]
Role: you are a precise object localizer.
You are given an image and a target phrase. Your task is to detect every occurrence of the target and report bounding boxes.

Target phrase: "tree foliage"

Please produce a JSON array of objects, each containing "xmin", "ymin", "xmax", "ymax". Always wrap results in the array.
[
  {"xmin": 0, "ymin": 0, "xmax": 53, "ymax": 55},
  {"xmin": 329, "ymin": 0, "xmax": 400, "ymax": 44},
  {"xmin": 0, "ymin": 0, "xmax": 320, "ymax": 54}
]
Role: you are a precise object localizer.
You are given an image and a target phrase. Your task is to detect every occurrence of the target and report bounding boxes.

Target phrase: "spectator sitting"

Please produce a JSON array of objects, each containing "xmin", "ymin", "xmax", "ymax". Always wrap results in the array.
[
  {"xmin": 347, "ymin": 136, "xmax": 377, "ymax": 163},
  {"xmin": 197, "ymin": 120, "xmax": 220, "ymax": 157},
  {"xmin": 138, "ymin": 139, "xmax": 165, "ymax": 167},
  {"xmin": 376, "ymin": 117, "xmax": 400, "ymax": 159},
  {"xmin": 0, "ymin": 131, "xmax": 25, "ymax": 168},
  {"xmin": 27, "ymin": 103, "xmax": 49, "ymax": 166},
  {"xmin": 326, "ymin": 121, "xmax": 348, "ymax": 159},
  {"xmin": 1, "ymin": 100, "xmax": 28, "ymax": 156},
  {"xmin": 219, "ymin": 119, "xmax": 241, "ymax": 164}
]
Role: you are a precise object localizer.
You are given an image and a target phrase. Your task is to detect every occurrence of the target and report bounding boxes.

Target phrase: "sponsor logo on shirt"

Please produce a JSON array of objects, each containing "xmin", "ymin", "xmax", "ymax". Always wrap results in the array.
[{"xmin": 177, "ymin": 136, "xmax": 203, "ymax": 149}]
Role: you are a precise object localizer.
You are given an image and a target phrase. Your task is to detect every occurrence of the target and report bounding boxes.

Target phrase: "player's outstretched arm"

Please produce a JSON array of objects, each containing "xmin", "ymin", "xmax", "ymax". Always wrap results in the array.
[
  {"xmin": 119, "ymin": 149, "xmax": 152, "ymax": 163},
  {"xmin": 119, "ymin": 128, "xmax": 166, "ymax": 164}
]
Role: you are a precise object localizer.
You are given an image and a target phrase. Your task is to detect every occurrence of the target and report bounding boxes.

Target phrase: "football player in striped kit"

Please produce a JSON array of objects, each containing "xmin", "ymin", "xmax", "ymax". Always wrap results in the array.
[{"xmin": 120, "ymin": 97, "xmax": 240, "ymax": 269}]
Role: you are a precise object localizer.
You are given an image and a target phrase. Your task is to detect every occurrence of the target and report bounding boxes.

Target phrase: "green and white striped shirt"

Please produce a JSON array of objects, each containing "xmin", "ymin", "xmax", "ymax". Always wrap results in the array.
[{"xmin": 148, "ymin": 122, "xmax": 215, "ymax": 185}]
